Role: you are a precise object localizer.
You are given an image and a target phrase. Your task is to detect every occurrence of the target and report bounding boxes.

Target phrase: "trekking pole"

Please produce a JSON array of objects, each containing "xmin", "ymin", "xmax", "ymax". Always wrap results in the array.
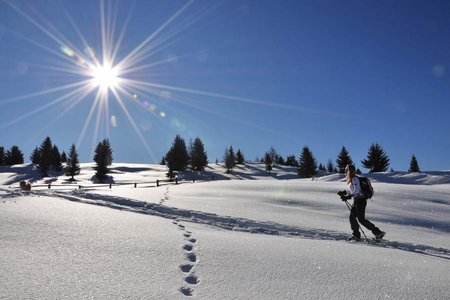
[{"xmin": 344, "ymin": 200, "xmax": 369, "ymax": 241}]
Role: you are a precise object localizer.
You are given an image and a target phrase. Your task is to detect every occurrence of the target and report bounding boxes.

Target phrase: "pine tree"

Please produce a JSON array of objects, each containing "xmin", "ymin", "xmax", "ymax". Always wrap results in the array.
[
  {"xmin": 160, "ymin": 156, "xmax": 166, "ymax": 165},
  {"xmin": 224, "ymin": 146, "xmax": 236, "ymax": 173},
  {"xmin": 51, "ymin": 145, "xmax": 63, "ymax": 172},
  {"xmin": 190, "ymin": 137, "xmax": 208, "ymax": 171},
  {"xmin": 38, "ymin": 137, "xmax": 53, "ymax": 177},
  {"xmin": 0, "ymin": 147, "xmax": 5, "ymax": 166},
  {"xmin": 361, "ymin": 143, "xmax": 390, "ymax": 173},
  {"xmin": 268, "ymin": 146, "xmax": 278, "ymax": 166},
  {"xmin": 61, "ymin": 151, "xmax": 67, "ymax": 163},
  {"xmin": 65, "ymin": 144, "xmax": 80, "ymax": 181},
  {"xmin": 102, "ymin": 139, "xmax": 113, "ymax": 166},
  {"xmin": 5, "ymin": 145, "xmax": 24, "ymax": 165},
  {"xmin": 336, "ymin": 146, "xmax": 353, "ymax": 174},
  {"xmin": 286, "ymin": 155, "xmax": 299, "ymax": 167},
  {"xmin": 236, "ymin": 149, "xmax": 245, "ymax": 165},
  {"xmin": 408, "ymin": 154, "xmax": 420, "ymax": 173},
  {"xmin": 298, "ymin": 146, "xmax": 317, "ymax": 178},
  {"xmin": 93, "ymin": 140, "xmax": 110, "ymax": 182},
  {"xmin": 165, "ymin": 135, "xmax": 189, "ymax": 178},
  {"xmin": 30, "ymin": 147, "xmax": 41, "ymax": 165},
  {"xmin": 264, "ymin": 152, "xmax": 273, "ymax": 173},
  {"xmin": 276, "ymin": 156, "xmax": 285, "ymax": 165},
  {"xmin": 326, "ymin": 159, "xmax": 335, "ymax": 173}
]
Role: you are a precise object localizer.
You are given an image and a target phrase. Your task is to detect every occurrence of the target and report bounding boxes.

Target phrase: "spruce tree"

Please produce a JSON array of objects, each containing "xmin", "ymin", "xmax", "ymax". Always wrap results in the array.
[
  {"xmin": 38, "ymin": 137, "xmax": 53, "ymax": 177},
  {"xmin": 65, "ymin": 144, "xmax": 80, "ymax": 181},
  {"xmin": 0, "ymin": 147, "xmax": 4, "ymax": 165},
  {"xmin": 264, "ymin": 152, "xmax": 273, "ymax": 173},
  {"xmin": 326, "ymin": 159, "xmax": 335, "ymax": 173},
  {"xmin": 286, "ymin": 155, "xmax": 299, "ymax": 167},
  {"xmin": 61, "ymin": 151, "xmax": 67, "ymax": 163},
  {"xmin": 102, "ymin": 139, "xmax": 113, "ymax": 166},
  {"xmin": 190, "ymin": 137, "xmax": 208, "ymax": 171},
  {"xmin": 5, "ymin": 145, "xmax": 24, "ymax": 165},
  {"xmin": 298, "ymin": 146, "xmax": 317, "ymax": 178},
  {"xmin": 236, "ymin": 149, "xmax": 245, "ymax": 165},
  {"xmin": 336, "ymin": 146, "xmax": 353, "ymax": 174},
  {"xmin": 408, "ymin": 154, "xmax": 421, "ymax": 173},
  {"xmin": 361, "ymin": 143, "xmax": 390, "ymax": 173},
  {"xmin": 93, "ymin": 140, "xmax": 109, "ymax": 182},
  {"xmin": 224, "ymin": 146, "xmax": 236, "ymax": 173},
  {"xmin": 30, "ymin": 147, "xmax": 41, "ymax": 165},
  {"xmin": 51, "ymin": 145, "xmax": 63, "ymax": 172},
  {"xmin": 160, "ymin": 156, "xmax": 166, "ymax": 165},
  {"xmin": 165, "ymin": 135, "xmax": 189, "ymax": 178}
]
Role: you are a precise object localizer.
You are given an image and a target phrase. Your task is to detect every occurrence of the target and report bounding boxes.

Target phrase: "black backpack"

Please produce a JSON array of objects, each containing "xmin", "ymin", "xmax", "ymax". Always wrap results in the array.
[{"xmin": 357, "ymin": 176, "xmax": 374, "ymax": 199}]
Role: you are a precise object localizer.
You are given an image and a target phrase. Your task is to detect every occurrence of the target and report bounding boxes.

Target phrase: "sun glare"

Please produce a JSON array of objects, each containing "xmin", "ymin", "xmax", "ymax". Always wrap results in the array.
[{"xmin": 90, "ymin": 63, "xmax": 120, "ymax": 90}]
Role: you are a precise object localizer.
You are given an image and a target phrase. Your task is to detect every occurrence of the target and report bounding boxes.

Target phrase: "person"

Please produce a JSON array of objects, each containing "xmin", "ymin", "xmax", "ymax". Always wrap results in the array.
[{"xmin": 342, "ymin": 164, "xmax": 385, "ymax": 241}]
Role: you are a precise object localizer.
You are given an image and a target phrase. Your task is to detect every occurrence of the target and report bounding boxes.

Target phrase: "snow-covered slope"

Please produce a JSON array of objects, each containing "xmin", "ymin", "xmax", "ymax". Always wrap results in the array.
[{"xmin": 1, "ymin": 163, "xmax": 449, "ymax": 299}]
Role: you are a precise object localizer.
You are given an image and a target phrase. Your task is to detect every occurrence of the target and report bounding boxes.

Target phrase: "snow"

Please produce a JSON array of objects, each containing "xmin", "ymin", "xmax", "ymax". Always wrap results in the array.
[{"xmin": 1, "ymin": 163, "xmax": 450, "ymax": 299}]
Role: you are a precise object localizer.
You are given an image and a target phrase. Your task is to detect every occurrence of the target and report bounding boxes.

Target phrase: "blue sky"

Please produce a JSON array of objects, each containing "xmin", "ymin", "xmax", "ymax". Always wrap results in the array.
[{"xmin": 0, "ymin": 0, "xmax": 449, "ymax": 171}]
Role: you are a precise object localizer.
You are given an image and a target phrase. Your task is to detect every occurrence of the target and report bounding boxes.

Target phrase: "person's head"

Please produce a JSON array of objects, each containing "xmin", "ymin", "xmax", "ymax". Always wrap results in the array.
[{"xmin": 345, "ymin": 164, "xmax": 356, "ymax": 184}]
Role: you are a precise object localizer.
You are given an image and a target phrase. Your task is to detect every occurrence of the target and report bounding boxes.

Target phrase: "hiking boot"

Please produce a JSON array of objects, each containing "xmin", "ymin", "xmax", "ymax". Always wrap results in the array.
[
  {"xmin": 347, "ymin": 235, "xmax": 361, "ymax": 242},
  {"xmin": 375, "ymin": 231, "xmax": 386, "ymax": 241}
]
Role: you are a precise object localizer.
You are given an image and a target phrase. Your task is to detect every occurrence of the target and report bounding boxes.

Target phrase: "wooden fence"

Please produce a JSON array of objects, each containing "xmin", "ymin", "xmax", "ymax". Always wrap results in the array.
[{"xmin": 19, "ymin": 176, "xmax": 217, "ymax": 191}]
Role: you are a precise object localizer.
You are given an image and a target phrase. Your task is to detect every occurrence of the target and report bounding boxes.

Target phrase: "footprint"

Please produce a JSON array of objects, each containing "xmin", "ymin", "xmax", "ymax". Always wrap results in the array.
[
  {"xmin": 186, "ymin": 253, "xmax": 197, "ymax": 263},
  {"xmin": 185, "ymin": 275, "xmax": 199, "ymax": 285},
  {"xmin": 178, "ymin": 224, "xmax": 186, "ymax": 229},
  {"xmin": 179, "ymin": 286, "xmax": 193, "ymax": 296},
  {"xmin": 179, "ymin": 264, "xmax": 194, "ymax": 273},
  {"xmin": 183, "ymin": 244, "xmax": 193, "ymax": 252},
  {"xmin": 183, "ymin": 233, "xmax": 191, "ymax": 238},
  {"xmin": 188, "ymin": 238, "xmax": 197, "ymax": 244}
]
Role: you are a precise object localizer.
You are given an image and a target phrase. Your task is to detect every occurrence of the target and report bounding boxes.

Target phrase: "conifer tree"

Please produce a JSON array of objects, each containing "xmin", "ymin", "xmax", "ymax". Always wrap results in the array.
[
  {"xmin": 93, "ymin": 139, "xmax": 112, "ymax": 182},
  {"xmin": 65, "ymin": 144, "xmax": 80, "ymax": 181},
  {"xmin": 361, "ymin": 143, "xmax": 390, "ymax": 173},
  {"xmin": 298, "ymin": 146, "xmax": 317, "ymax": 178},
  {"xmin": 0, "ymin": 147, "xmax": 5, "ymax": 165},
  {"xmin": 30, "ymin": 147, "xmax": 41, "ymax": 165},
  {"xmin": 51, "ymin": 145, "xmax": 63, "ymax": 172},
  {"xmin": 236, "ymin": 149, "xmax": 245, "ymax": 165},
  {"xmin": 286, "ymin": 155, "xmax": 299, "ymax": 167},
  {"xmin": 408, "ymin": 154, "xmax": 421, "ymax": 173},
  {"xmin": 326, "ymin": 159, "xmax": 335, "ymax": 173},
  {"xmin": 264, "ymin": 152, "xmax": 273, "ymax": 173},
  {"xmin": 38, "ymin": 137, "xmax": 53, "ymax": 177},
  {"xmin": 224, "ymin": 146, "xmax": 236, "ymax": 173},
  {"xmin": 268, "ymin": 146, "xmax": 278, "ymax": 165},
  {"xmin": 160, "ymin": 156, "xmax": 166, "ymax": 165},
  {"xmin": 102, "ymin": 139, "xmax": 113, "ymax": 166},
  {"xmin": 5, "ymin": 145, "xmax": 24, "ymax": 165},
  {"xmin": 165, "ymin": 135, "xmax": 189, "ymax": 178},
  {"xmin": 61, "ymin": 151, "xmax": 67, "ymax": 163},
  {"xmin": 336, "ymin": 146, "xmax": 353, "ymax": 174},
  {"xmin": 190, "ymin": 137, "xmax": 208, "ymax": 171}
]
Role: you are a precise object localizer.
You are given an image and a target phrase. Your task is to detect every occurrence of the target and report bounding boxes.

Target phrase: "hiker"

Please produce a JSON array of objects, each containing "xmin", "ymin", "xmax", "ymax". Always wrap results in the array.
[{"xmin": 342, "ymin": 164, "xmax": 385, "ymax": 241}]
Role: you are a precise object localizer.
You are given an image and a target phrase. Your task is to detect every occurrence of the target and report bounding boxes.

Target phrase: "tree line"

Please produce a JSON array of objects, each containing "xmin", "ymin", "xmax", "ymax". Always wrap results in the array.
[
  {"xmin": 0, "ymin": 137, "xmax": 113, "ymax": 183},
  {"xmin": 1, "ymin": 137, "xmax": 422, "ymax": 181}
]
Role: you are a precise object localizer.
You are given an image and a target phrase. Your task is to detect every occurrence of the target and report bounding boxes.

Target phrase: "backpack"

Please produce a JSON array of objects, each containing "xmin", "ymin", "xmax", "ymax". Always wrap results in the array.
[{"xmin": 357, "ymin": 176, "xmax": 374, "ymax": 199}]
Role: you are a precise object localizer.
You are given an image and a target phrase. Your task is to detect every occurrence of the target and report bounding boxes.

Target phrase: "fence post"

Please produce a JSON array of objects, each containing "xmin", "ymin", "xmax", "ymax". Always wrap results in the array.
[
  {"xmin": 156, "ymin": 179, "xmax": 159, "ymax": 187},
  {"xmin": 109, "ymin": 183, "xmax": 112, "ymax": 189},
  {"xmin": 48, "ymin": 184, "xmax": 51, "ymax": 189},
  {"xmin": 134, "ymin": 182, "xmax": 137, "ymax": 188},
  {"xmin": 175, "ymin": 177, "xmax": 178, "ymax": 185}
]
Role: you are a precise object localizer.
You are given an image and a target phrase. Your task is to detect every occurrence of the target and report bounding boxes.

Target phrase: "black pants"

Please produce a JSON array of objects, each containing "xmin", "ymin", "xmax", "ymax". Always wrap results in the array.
[{"xmin": 350, "ymin": 198, "xmax": 382, "ymax": 238}]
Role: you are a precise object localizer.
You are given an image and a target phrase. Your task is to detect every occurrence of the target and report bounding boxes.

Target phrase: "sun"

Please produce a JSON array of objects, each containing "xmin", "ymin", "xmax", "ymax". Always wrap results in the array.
[{"xmin": 89, "ymin": 63, "xmax": 120, "ymax": 90}]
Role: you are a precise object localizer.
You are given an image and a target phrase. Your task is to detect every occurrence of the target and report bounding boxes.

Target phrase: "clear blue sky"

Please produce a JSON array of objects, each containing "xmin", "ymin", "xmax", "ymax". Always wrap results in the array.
[{"xmin": 1, "ymin": 0, "xmax": 449, "ymax": 171}]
